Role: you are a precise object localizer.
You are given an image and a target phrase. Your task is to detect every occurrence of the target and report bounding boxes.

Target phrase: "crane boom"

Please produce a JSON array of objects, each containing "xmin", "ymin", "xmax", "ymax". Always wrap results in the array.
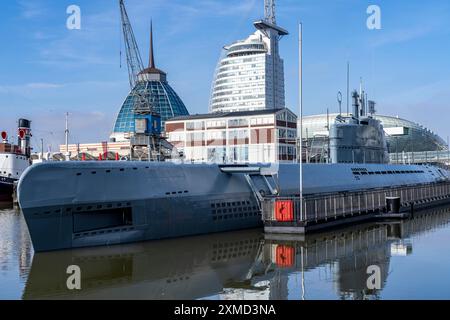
[{"xmin": 119, "ymin": 0, "xmax": 145, "ymax": 89}]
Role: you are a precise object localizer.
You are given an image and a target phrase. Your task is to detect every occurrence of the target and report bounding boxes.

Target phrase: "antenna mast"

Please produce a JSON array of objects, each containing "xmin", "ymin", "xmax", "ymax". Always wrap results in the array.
[
  {"xmin": 65, "ymin": 112, "xmax": 70, "ymax": 161},
  {"xmin": 119, "ymin": 0, "xmax": 145, "ymax": 89},
  {"xmin": 265, "ymin": 0, "xmax": 276, "ymax": 24},
  {"xmin": 346, "ymin": 62, "xmax": 350, "ymax": 115}
]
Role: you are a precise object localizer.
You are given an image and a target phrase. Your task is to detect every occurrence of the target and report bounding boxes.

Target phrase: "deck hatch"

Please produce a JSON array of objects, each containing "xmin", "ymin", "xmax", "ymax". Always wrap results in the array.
[{"xmin": 73, "ymin": 207, "xmax": 133, "ymax": 233}]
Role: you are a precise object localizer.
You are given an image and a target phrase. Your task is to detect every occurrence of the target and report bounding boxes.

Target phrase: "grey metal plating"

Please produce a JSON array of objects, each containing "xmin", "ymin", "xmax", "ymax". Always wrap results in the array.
[{"xmin": 18, "ymin": 161, "xmax": 448, "ymax": 252}]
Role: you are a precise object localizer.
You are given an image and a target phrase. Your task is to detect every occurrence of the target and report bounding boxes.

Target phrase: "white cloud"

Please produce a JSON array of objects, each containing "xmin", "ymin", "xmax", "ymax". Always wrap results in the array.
[
  {"xmin": 0, "ymin": 80, "xmax": 122, "ymax": 96},
  {"xmin": 25, "ymin": 83, "xmax": 64, "ymax": 89},
  {"xmin": 0, "ymin": 82, "xmax": 63, "ymax": 94},
  {"xmin": 33, "ymin": 31, "xmax": 54, "ymax": 41},
  {"xmin": 18, "ymin": 0, "xmax": 46, "ymax": 19},
  {"xmin": 371, "ymin": 25, "xmax": 436, "ymax": 48}
]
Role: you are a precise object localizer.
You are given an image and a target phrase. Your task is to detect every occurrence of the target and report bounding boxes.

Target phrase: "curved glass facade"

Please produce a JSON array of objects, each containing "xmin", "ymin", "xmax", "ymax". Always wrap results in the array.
[
  {"xmin": 376, "ymin": 115, "xmax": 447, "ymax": 153},
  {"xmin": 209, "ymin": 26, "xmax": 286, "ymax": 113},
  {"xmin": 113, "ymin": 80, "xmax": 189, "ymax": 134},
  {"xmin": 301, "ymin": 113, "xmax": 448, "ymax": 154}
]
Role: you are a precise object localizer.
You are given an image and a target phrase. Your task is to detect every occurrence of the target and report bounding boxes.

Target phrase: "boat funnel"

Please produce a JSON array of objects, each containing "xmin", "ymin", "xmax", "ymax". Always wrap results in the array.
[{"xmin": 18, "ymin": 119, "xmax": 31, "ymax": 158}]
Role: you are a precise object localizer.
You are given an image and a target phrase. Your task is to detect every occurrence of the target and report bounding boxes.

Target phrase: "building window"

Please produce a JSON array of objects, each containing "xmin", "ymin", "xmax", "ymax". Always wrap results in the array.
[
  {"xmin": 207, "ymin": 147, "xmax": 226, "ymax": 163},
  {"xmin": 229, "ymin": 130, "xmax": 249, "ymax": 140},
  {"xmin": 206, "ymin": 120, "xmax": 226, "ymax": 128},
  {"xmin": 169, "ymin": 132, "xmax": 185, "ymax": 142},
  {"xmin": 228, "ymin": 146, "xmax": 249, "ymax": 163},
  {"xmin": 206, "ymin": 131, "xmax": 226, "ymax": 140},
  {"xmin": 278, "ymin": 129, "xmax": 287, "ymax": 138},
  {"xmin": 250, "ymin": 117, "xmax": 274, "ymax": 126},
  {"xmin": 186, "ymin": 121, "xmax": 204, "ymax": 130},
  {"xmin": 228, "ymin": 119, "xmax": 249, "ymax": 127}
]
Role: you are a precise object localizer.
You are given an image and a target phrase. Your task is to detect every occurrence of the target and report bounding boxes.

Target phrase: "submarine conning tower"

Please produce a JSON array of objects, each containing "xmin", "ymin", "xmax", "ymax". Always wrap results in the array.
[{"xmin": 329, "ymin": 90, "xmax": 389, "ymax": 164}]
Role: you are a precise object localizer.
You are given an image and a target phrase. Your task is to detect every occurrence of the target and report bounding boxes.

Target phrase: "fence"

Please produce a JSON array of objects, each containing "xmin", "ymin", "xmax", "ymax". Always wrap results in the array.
[{"xmin": 262, "ymin": 182, "xmax": 450, "ymax": 225}]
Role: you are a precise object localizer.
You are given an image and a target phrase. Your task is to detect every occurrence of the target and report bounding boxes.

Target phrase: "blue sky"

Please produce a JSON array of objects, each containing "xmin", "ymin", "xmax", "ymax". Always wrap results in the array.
[{"xmin": 1, "ymin": 0, "xmax": 450, "ymax": 151}]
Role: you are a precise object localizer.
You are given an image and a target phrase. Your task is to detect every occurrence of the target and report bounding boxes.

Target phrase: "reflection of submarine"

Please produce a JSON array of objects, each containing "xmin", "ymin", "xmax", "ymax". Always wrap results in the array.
[
  {"xmin": 23, "ymin": 206, "xmax": 450, "ymax": 300},
  {"xmin": 23, "ymin": 229, "xmax": 264, "ymax": 300}
]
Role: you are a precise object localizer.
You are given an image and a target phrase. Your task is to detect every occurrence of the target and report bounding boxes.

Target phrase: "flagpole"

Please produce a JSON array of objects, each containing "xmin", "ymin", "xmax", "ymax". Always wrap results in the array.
[{"xmin": 299, "ymin": 22, "xmax": 303, "ymax": 222}]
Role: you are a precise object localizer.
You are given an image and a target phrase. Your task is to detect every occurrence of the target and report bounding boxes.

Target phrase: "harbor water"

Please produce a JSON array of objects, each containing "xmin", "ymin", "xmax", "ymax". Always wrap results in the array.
[{"xmin": 1, "ymin": 201, "xmax": 450, "ymax": 300}]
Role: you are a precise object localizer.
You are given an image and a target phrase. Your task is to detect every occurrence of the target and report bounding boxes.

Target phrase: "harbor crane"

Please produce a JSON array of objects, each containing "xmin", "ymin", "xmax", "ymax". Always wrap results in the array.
[
  {"xmin": 119, "ymin": 0, "xmax": 145, "ymax": 89},
  {"xmin": 118, "ymin": 0, "xmax": 168, "ymax": 161}
]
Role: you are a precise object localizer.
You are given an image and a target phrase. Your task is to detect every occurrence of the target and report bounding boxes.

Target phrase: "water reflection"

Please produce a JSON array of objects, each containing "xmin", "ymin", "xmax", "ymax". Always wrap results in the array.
[
  {"xmin": 263, "ymin": 223, "xmax": 391, "ymax": 300},
  {"xmin": 260, "ymin": 207, "xmax": 450, "ymax": 300},
  {"xmin": 0, "ymin": 204, "xmax": 34, "ymax": 299},
  {"xmin": 23, "ymin": 229, "xmax": 265, "ymax": 300},
  {"xmin": 0, "ymin": 205, "xmax": 33, "ymax": 279},
  {"xmin": 21, "ymin": 206, "xmax": 450, "ymax": 300}
]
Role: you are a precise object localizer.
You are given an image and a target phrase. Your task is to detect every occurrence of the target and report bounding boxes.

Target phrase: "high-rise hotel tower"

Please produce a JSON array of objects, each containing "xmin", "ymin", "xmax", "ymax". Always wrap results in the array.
[{"xmin": 209, "ymin": 0, "xmax": 288, "ymax": 113}]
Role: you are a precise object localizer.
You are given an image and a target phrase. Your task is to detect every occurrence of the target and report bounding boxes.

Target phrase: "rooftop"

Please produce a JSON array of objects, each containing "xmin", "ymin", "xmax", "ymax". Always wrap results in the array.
[
  {"xmin": 169, "ymin": 108, "xmax": 290, "ymax": 122},
  {"xmin": 253, "ymin": 20, "xmax": 289, "ymax": 36}
]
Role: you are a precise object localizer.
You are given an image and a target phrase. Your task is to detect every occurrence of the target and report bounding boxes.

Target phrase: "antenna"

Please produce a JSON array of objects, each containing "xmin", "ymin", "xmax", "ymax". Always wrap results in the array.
[
  {"xmin": 346, "ymin": 62, "xmax": 350, "ymax": 115},
  {"xmin": 359, "ymin": 77, "xmax": 366, "ymax": 117},
  {"xmin": 65, "ymin": 112, "xmax": 70, "ymax": 161},
  {"xmin": 41, "ymin": 138, "xmax": 44, "ymax": 160},
  {"xmin": 264, "ymin": 0, "xmax": 276, "ymax": 24},
  {"xmin": 337, "ymin": 91, "xmax": 342, "ymax": 117}
]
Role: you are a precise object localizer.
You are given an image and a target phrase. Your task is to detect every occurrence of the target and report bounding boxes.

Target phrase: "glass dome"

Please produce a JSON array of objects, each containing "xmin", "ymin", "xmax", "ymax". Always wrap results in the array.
[
  {"xmin": 112, "ymin": 22, "xmax": 189, "ymax": 138},
  {"xmin": 113, "ymin": 80, "xmax": 189, "ymax": 135}
]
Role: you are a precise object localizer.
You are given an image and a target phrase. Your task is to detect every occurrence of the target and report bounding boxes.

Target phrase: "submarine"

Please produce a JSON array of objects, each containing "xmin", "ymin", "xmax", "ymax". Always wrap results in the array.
[{"xmin": 17, "ymin": 91, "xmax": 450, "ymax": 252}]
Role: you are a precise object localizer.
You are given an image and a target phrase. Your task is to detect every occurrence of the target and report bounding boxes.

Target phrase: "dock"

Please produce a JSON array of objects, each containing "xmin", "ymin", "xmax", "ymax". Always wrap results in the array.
[{"xmin": 262, "ymin": 181, "xmax": 450, "ymax": 235}]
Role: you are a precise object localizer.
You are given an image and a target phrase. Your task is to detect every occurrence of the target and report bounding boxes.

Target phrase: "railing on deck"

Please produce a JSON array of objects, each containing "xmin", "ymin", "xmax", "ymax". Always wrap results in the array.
[{"xmin": 262, "ymin": 182, "xmax": 450, "ymax": 225}]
